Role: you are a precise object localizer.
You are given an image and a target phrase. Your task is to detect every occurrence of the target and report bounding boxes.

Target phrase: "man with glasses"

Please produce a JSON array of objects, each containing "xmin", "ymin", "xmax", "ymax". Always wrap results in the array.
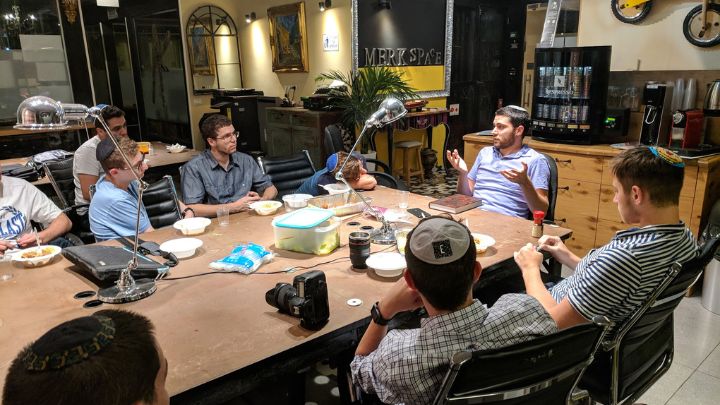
[
  {"xmin": 73, "ymin": 105, "xmax": 129, "ymax": 206},
  {"xmin": 89, "ymin": 137, "xmax": 153, "ymax": 241},
  {"xmin": 181, "ymin": 114, "xmax": 277, "ymax": 217}
]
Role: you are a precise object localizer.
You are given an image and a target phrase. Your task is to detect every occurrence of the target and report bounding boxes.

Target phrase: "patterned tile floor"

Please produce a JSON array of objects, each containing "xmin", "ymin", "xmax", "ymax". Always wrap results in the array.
[{"xmin": 406, "ymin": 167, "xmax": 458, "ymax": 198}]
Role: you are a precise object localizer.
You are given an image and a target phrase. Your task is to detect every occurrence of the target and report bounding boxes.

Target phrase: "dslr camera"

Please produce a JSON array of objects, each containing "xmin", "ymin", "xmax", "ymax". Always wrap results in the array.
[{"xmin": 265, "ymin": 270, "xmax": 329, "ymax": 330}]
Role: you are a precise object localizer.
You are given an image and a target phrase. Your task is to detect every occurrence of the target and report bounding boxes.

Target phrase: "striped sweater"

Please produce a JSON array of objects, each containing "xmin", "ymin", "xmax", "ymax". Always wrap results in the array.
[{"xmin": 551, "ymin": 223, "xmax": 698, "ymax": 334}]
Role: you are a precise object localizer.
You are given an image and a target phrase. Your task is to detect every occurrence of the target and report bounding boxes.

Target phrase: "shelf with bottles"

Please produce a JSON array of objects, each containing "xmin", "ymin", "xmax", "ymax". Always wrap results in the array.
[
  {"xmin": 533, "ymin": 99, "xmax": 591, "ymax": 124},
  {"xmin": 535, "ymin": 65, "xmax": 594, "ymax": 100}
]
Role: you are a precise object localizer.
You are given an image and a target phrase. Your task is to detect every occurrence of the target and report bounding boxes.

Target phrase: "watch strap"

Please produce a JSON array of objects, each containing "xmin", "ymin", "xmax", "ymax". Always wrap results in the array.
[{"xmin": 371, "ymin": 301, "xmax": 391, "ymax": 326}]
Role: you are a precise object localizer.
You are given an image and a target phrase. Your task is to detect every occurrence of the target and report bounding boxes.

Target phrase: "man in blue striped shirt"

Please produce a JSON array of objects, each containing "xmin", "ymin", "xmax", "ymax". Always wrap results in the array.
[{"xmin": 514, "ymin": 146, "xmax": 698, "ymax": 331}]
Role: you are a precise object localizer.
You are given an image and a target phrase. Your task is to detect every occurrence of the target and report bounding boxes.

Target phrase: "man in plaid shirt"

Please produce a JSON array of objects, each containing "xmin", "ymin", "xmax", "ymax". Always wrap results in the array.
[{"xmin": 351, "ymin": 216, "xmax": 557, "ymax": 405}]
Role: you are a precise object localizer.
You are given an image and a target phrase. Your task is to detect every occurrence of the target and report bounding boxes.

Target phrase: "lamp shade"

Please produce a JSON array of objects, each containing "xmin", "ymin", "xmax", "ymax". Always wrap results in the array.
[
  {"xmin": 366, "ymin": 97, "xmax": 407, "ymax": 128},
  {"xmin": 14, "ymin": 95, "xmax": 68, "ymax": 130}
]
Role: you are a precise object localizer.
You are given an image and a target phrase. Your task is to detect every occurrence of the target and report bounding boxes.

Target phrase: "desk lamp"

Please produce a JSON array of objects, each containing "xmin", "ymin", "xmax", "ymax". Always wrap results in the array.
[
  {"xmin": 335, "ymin": 97, "xmax": 407, "ymax": 244},
  {"xmin": 15, "ymin": 96, "xmax": 156, "ymax": 303}
]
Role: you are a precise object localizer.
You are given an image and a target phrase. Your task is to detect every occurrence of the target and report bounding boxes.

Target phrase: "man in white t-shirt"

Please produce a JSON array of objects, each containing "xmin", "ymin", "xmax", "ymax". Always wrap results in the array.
[
  {"xmin": 0, "ymin": 169, "xmax": 72, "ymax": 255},
  {"xmin": 72, "ymin": 105, "xmax": 128, "ymax": 206}
]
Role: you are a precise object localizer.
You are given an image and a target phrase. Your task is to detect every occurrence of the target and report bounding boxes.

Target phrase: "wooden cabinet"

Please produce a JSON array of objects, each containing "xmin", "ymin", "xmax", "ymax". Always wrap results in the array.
[
  {"xmin": 265, "ymin": 107, "xmax": 341, "ymax": 167},
  {"xmin": 464, "ymin": 135, "xmax": 720, "ymax": 257}
]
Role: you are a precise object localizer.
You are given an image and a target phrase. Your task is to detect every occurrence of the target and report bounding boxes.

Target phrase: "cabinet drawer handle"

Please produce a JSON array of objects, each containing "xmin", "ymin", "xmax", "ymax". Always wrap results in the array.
[
  {"xmin": 559, "ymin": 186, "xmax": 570, "ymax": 191},
  {"xmin": 555, "ymin": 158, "xmax": 572, "ymax": 164},
  {"xmin": 556, "ymin": 218, "xmax": 567, "ymax": 224}
]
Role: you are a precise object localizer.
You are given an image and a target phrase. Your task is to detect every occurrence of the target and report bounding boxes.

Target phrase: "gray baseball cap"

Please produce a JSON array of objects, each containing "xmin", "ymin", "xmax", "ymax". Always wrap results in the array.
[{"xmin": 408, "ymin": 217, "xmax": 471, "ymax": 265}]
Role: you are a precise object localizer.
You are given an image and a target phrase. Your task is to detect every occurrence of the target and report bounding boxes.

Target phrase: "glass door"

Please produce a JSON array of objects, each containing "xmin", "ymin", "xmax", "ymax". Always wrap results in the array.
[{"xmin": 82, "ymin": 4, "xmax": 190, "ymax": 146}]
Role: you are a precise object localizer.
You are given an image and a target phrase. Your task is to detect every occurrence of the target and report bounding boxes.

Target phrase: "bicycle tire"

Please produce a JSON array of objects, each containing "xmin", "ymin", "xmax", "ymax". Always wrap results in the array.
[
  {"xmin": 683, "ymin": 3, "xmax": 720, "ymax": 48},
  {"xmin": 611, "ymin": 0, "xmax": 653, "ymax": 24}
]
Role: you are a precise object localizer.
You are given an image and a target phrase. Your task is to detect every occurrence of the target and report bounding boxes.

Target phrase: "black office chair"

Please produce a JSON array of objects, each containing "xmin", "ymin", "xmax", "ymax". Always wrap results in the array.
[
  {"xmin": 323, "ymin": 123, "xmax": 348, "ymax": 157},
  {"xmin": 432, "ymin": 316, "xmax": 611, "ymax": 405},
  {"xmin": 370, "ymin": 171, "xmax": 408, "ymax": 191},
  {"xmin": 257, "ymin": 150, "xmax": 316, "ymax": 199},
  {"xmin": 43, "ymin": 157, "xmax": 93, "ymax": 244},
  {"xmin": 580, "ymin": 235, "xmax": 720, "ymax": 405},
  {"xmin": 142, "ymin": 175, "xmax": 182, "ymax": 229}
]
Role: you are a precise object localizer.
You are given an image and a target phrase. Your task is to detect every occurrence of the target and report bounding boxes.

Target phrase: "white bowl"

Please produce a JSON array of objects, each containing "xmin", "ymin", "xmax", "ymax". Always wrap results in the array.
[
  {"xmin": 159, "ymin": 238, "xmax": 203, "ymax": 259},
  {"xmin": 366, "ymin": 252, "xmax": 406, "ymax": 278},
  {"xmin": 282, "ymin": 194, "xmax": 313, "ymax": 209},
  {"xmin": 166, "ymin": 144, "xmax": 187, "ymax": 153},
  {"xmin": 173, "ymin": 217, "xmax": 211, "ymax": 235},
  {"xmin": 12, "ymin": 245, "xmax": 62, "ymax": 267},
  {"xmin": 249, "ymin": 200, "xmax": 283, "ymax": 215},
  {"xmin": 471, "ymin": 233, "xmax": 496, "ymax": 254}
]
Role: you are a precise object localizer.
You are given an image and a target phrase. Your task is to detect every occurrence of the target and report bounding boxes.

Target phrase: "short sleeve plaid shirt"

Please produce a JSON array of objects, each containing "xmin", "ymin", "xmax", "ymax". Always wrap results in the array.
[{"xmin": 351, "ymin": 294, "xmax": 557, "ymax": 405}]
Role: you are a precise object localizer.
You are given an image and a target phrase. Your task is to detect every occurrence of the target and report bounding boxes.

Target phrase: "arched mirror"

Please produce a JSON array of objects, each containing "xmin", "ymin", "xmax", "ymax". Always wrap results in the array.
[{"xmin": 186, "ymin": 6, "xmax": 242, "ymax": 93}]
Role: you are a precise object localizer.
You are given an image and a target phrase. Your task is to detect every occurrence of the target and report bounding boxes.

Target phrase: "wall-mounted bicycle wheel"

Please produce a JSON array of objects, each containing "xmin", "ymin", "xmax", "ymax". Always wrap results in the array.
[
  {"xmin": 611, "ymin": 0, "xmax": 653, "ymax": 24},
  {"xmin": 683, "ymin": 3, "xmax": 720, "ymax": 48}
]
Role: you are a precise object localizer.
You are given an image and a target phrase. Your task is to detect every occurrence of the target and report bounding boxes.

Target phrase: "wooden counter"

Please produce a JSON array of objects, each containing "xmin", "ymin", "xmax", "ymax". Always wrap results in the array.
[
  {"xmin": 464, "ymin": 134, "xmax": 720, "ymax": 256},
  {"xmin": 0, "ymin": 142, "xmax": 201, "ymax": 187},
  {"xmin": 0, "ymin": 123, "xmax": 95, "ymax": 138},
  {"xmin": 0, "ymin": 188, "xmax": 570, "ymax": 402}
]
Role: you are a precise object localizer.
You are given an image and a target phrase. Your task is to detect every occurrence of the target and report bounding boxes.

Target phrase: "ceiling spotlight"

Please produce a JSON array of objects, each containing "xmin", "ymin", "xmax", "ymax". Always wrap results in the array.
[
  {"xmin": 319, "ymin": 0, "xmax": 331, "ymax": 12},
  {"xmin": 245, "ymin": 12, "xmax": 256, "ymax": 24},
  {"xmin": 378, "ymin": 0, "xmax": 391, "ymax": 10}
]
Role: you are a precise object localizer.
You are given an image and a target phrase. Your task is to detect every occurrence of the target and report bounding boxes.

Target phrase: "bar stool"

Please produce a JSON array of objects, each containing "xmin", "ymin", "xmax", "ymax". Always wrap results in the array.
[{"xmin": 392, "ymin": 140, "xmax": 424, "ymax": 184}]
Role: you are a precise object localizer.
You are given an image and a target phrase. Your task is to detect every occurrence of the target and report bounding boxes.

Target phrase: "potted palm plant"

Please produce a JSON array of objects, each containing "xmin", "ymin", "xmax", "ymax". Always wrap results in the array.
[{"xmin": 316, "ymin": 67, "xmax": 417, "ymax": 155}]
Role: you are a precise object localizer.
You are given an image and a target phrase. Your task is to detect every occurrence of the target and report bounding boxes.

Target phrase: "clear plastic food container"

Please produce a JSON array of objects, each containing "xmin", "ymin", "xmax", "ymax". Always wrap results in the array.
[
  {"xmin": 271, "ymin": 208, "xmax": 340, "ymax": 255},
  {"xmin": 307, "ymin": 192, "xmax": 372, "ymax": 217}
]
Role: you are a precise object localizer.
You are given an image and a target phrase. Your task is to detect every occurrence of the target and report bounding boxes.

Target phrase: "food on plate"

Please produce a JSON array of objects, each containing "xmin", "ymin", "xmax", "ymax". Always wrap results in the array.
[{"xmin": 21, "ymin": 247, "xmax": 55, "ymax": 259}]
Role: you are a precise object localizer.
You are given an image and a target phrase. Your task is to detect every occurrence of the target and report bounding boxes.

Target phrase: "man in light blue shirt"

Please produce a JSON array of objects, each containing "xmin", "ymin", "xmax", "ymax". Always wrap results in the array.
[
  {"xmin": 447, "ymin": 106, "xmax": 549, "ymax": 218},
  {"xmin": 90, "ymin": 137, "xmax": 152, "ymax": 241}
]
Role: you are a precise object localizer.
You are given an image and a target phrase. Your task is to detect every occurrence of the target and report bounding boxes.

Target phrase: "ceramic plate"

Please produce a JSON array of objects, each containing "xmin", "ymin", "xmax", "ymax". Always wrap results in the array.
[{"xmin": 366, "ymin": 252, "xmax": 406, "ymax": 277}]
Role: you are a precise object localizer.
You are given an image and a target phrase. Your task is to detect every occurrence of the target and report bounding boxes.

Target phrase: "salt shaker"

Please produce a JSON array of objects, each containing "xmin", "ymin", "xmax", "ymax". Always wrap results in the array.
[{"xmin": 532, "ymin": 210, "xmax": 545, "ymax": 238}]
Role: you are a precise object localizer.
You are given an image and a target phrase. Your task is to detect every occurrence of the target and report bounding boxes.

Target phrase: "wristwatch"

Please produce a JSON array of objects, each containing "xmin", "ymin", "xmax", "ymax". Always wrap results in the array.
[{"xmin": 370, "ymin": 301, "xmax": 391, "ymax": 326}]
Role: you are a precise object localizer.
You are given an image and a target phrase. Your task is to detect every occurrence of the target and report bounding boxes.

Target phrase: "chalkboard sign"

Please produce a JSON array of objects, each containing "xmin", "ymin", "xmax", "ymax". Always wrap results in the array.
[
  {"xmin": 357, "ymin": 0, "xmax": 446, "ymax": 67},
  {"xmin": 352, "ymin": 0, "xmax": 453, "ymax": 97}
]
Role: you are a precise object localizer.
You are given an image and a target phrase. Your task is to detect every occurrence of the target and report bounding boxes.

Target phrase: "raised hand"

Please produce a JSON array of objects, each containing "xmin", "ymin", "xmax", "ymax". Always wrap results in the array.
[
  {"xmin": 446, "ymin": 149, "xmax": 468, "ymax": 173},
  {"xmin": 500, "ymin": 161, "xmax": 531, "ymax": 186}
]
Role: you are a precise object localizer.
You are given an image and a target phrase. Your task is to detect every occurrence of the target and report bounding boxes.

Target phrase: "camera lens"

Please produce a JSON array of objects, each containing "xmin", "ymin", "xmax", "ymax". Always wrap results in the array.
[{"xmin": 265, "ymin": 283, "xmax": 297, "ymax": 314}]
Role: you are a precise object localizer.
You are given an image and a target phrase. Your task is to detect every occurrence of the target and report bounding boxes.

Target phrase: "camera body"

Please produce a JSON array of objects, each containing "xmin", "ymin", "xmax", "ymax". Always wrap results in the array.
[{"xmin": 265, "ymin": 270, "xmax": 329, "ymax": 330}]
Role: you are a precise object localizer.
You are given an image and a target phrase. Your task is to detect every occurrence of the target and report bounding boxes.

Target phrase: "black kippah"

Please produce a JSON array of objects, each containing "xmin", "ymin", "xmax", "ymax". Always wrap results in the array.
[
  {"xmin": 96, "ymin": 137, "xmax": 117, "ymax": 162},
  {"xmin": 23, "ymin": 315, "xmax": 115, "ymax": 371}
]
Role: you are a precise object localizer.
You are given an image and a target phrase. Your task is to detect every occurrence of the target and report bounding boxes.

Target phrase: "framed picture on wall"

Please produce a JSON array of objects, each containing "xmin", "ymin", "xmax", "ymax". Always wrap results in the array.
[
  {"xmin": 267, "ymin": 2, "xmax": 308, "ymax": 72},
  {"xmin": 189, "ymin": 25, "xmax": 215, "ymax": 76}
]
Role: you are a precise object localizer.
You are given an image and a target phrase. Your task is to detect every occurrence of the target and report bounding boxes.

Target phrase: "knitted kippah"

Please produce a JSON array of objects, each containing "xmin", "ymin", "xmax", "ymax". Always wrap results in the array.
[{"xmin": 22, "ymin": 315, "xmax": 115, "ymax": 371}]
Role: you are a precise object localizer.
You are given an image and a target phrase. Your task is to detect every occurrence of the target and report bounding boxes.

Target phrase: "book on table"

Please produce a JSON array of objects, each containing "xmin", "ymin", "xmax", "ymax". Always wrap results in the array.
[{"xmin": 428, "ymin": 194, "xmax": 483, "ymax": 214}]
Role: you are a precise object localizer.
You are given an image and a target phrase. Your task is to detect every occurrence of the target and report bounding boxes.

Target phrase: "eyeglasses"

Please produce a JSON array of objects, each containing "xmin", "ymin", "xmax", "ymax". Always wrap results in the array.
[{"xmin": 215, "ymin": 131, "xmax": 240, "ymax": 142}]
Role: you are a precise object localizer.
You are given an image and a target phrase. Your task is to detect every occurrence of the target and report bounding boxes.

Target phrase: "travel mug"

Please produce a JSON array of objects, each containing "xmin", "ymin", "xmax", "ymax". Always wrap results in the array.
[{"xmin": 349, "ymin": 231, "xmax": 371, "ymax": 269}]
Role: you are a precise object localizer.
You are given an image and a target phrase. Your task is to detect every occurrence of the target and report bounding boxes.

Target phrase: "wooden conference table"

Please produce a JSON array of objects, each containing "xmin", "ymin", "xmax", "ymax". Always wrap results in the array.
[{"xmin": 0, "ymin": 188, "xmax": 571, "ymax": 404}]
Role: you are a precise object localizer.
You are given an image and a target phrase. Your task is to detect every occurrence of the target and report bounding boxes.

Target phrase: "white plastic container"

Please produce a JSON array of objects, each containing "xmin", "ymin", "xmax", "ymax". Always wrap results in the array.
[
  {"xmin": 282, "ymin": 194, "xmax": 313, "ymax": 211},
  {"xmin": 272, "ymin": 208, "xmax": 340, "ymax": 255}
]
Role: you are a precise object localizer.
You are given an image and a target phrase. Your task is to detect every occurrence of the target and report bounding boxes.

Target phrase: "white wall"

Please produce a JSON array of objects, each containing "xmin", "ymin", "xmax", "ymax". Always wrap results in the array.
[{"xmin": 578, "ymin": 0, "xmax": 720, "ymax": 71}]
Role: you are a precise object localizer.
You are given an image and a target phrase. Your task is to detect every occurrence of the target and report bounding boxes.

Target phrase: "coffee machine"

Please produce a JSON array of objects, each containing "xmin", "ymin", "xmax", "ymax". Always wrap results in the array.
[
  {"xmin": 670, "ymin": 109, "xmax": 704, "ymax": 149},
  {"xmin": 640, "ymin": 83, "xmax": 674, "ymax": 146}
]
